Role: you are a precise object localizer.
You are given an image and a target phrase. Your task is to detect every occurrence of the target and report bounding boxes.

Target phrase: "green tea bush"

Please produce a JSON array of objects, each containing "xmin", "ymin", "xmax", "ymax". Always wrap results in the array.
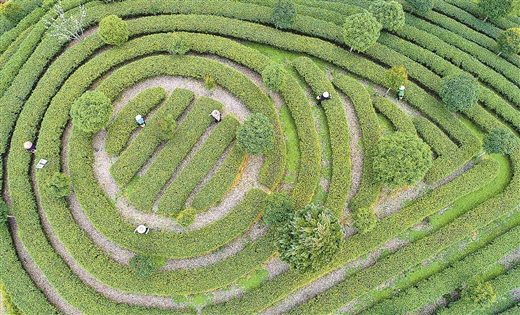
[
  {"xmin": 343, "ymin": 11, "xmax": 381, "ymax": 52},
  {"xmin": 482, "ymin": 128, "xmax": 518, "ymax": 154},
  {"xmin": 413, "ymin": 117, "xmax": 457, "ymax": 156},
  {"xmin": 262, "ymin": 192, "xmax": 295, "ymax": 227},
  {"xmin": 271, "ymin": 0, "xmax": 296, "ymax": 29},
  {"xmin": 383, "ymin": 65, "xmax": 408, "ymax": 95},
  {"xmin": 369, "ymin": 0, "xmax": 405, "ymax": 31},
  {"xmin": 497, "ymin": 28, "xmax": 520, "ymax": 55},
  {"xmin": 98, "ymin": 14, "xmax": 129, "ymax": 46},
  {"xmin": 168, "ymin": 32, "xmax": 190, "ymax": 55},
  {"xmin": 129, "ymin": 254, "xmax": 167, "ymax": 278},
  {"xmin": 372, "ymin": 97, "xmax": 416, "ymax": 134},
  {"xmin": 236, "ymin": 113, "xmax": 276, "ymax": 156},
  {"xmin": 176, "ymin": 208, "xmax": 197, "ymax": 228},
  {"xmin": 463, "ymin": 281, "xmax": 497, "ymax": 310},
  {"xmin": 440, "ymin": 72, "xmax": 479, "ymax": 112},
  {"xmin": 352, "ymin": 207, "xmax": 377, "ymax": 234},
  {"xmin": 262, "ymin": 63, "xmax": 287, "ymax": 92},
  {"xmin": 70, "ymin": 91, "xmax": 112, "ymax": 133},
  {"xmin": 407, "ymin": 0, "xmax": 434, "ymax": 14},
  {"xmin": 154, "ymin": 113, "xmax": 176, "ymax": 141},
  {"xmin": 44, "ymin": 172, "xmax": 70, "ymax": 198}
]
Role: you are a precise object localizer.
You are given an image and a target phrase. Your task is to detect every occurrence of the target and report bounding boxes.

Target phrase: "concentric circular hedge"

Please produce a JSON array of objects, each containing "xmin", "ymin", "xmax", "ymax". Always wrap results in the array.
[{"xmin": 1, "ymin": 0, "xmax": 520, "ymax": 314}]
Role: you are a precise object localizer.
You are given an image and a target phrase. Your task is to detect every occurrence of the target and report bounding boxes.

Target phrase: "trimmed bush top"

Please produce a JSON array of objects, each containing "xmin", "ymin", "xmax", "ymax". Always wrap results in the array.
[
  {"xmin": 236, "ymin": 113, "xmax": 276, "ymax": 156},
  {"xmin": 70, "ymin": 91, "xmax": 112, "ymax": 133},
  {"xmin": 98, "ymin": 14, "xmax": 129, "ymax": 46}
]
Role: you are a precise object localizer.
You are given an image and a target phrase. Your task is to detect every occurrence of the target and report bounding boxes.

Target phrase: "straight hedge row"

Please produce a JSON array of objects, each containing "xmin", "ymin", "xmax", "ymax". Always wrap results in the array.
[
  {"xmin": 438, "ymin": 262, "xmax": 520, "ymax": 314},
  {"xmin": 104, "ymin": 86, "xmax": 167, "ymax": 156},
  {"xmin": 292, "ymin": 56, "xmax": 351, "ymax": 216},
  {"xmin": 191, "ymin": 144, "xmax": 246, "ymax": 212},
  {"xmin": 332, "ymin": 74, "xmax": 381, "ymax": 212},
  {"xmin": 157, "ymin": 115, "xmax": 240, "ymax": 216},
  {"xmin": 116, "ymin": 94, "xmax": 212, "ymax": 194},
  {"xmin": 206, "ymin": 158, "xmax": 498, "ymax": 314},
  {"xmin": 413, "ymin": 117, "xmax": 458, "ymax": 156},
  {"xmin": 366, "ymin": 220, "xmax": 520, "ymax": 314},
  {"xmin": 372, "ymin": 97, "xmax": 416, "ymax": 135}
]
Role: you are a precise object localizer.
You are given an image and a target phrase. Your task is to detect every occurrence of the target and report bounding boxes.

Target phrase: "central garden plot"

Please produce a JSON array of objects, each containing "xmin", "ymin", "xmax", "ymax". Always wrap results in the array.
[{"xmin": 0, "ymin": 0, "xmax": 519, "ymax": 314}]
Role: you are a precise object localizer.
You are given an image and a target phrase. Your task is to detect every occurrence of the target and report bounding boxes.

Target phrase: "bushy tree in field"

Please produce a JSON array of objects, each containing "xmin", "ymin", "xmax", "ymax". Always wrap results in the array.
[
  {"xmin": 44, "ymin": 172, "xmax": 71, "ymax": 198},
  {"xmin": 370, "ymin": 0, "xmax": 405, "ymax": 31},
  {"xmin": 373, "ymin": 132, "xmax": 433, "ymax": 188},
  {"xmin": 262, "ymin": 63, "xmax": 288, "ymax": 92},
  {"xmin": 0, "ymin": 198, "xmax": 8, "ymax": 225},
  {"xmin": 262, "ymin": 192, "xmax": 295, "ymax": 227},
  {"xmin": 271, "ymin": 0, "xmax": 296, "ymax": 29},
  {"xmin": 343, "ymin": 11, "xmax": 382, "ymax": 52},
  {"xmin": 463, "ymin": 281, "xmax": 496, "ymax": 310},
  {"xmin": 496, "ymin": 28, "xmax": 520, "ymax": 55},
  {"xmin": 129, "ymin": 254, "xmax": 167, "ymax": 278},
  {"xmin": 440, "ymin": 72, "xmax": 480, "ymax": 112},
  {"xmin": 483, "ymin": 129, "xmax": 518, "ymax": 154},
  {"xmin": 168, "ymin": 33, "xmax": 190, "ymax": 55},
  {"xmin": 276, "ymin": 203, "xmax": 344, "ymax": 273},
  {"xmin": 384, "ymin": 65, "xmax": 408, "ymax": 95},
  {"xmin": 478, "ymin": 0, "xmax": 515, "ymax": 21},
  {"xmin": 407, "ymin": 0, "xmax": 435, "ymax": 14},
  {"xmin": 176, "ymin": 208, "xmax": 196, "ymax": 228},
  {"xmin": 70, "ymin": 91, "xmax": 112, "ymax": 133},
  {"xmin": 154, "ymin": 114, "xmax": 176, "ymax": 140},
  {"xmin": 352, "ymin": 207, "xmax": 377, "ymax": 234},
  {"xmin": 236, "ymin": 113, "xmax": 276, "ymax": 156},
  {"xmin": 98, "ymin": 14, "xmax": 129, "ymax": 46}
]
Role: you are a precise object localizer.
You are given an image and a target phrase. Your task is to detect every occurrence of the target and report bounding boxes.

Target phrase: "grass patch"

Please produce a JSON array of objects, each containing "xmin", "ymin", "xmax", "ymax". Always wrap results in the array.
[{"xmin": 238, "ymin": 269, "xmax": 270, "ymax": 292}]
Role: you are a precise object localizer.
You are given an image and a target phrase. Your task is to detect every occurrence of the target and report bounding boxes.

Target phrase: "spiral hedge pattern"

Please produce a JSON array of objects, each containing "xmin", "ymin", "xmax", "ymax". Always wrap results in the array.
[{"xmin": 1, "ymin": 0, "xmax": 519, "ymax": 314}]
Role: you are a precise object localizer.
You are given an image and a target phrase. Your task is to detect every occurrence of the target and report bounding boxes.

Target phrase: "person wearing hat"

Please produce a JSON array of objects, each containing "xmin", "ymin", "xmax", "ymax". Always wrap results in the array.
[
  {"xmin": 24, "ymin": 141, "xmax": 36, "ymax": 153},
  {"xmin": 210, "ymin": 109, "xmax": 221, "ymax": 123},
  {"xmin": 316, "ymin": 91, "xmax": 331, "ymax": 105},
  {"xmin": 134, "ymin": 225, "xmax": 149, "ymax": 234},
  {"xmin": 135, "ymin": 115, "xmax": 146, "ymax": 127},
  {"xmin": 396, "ymin": 85, "xmax": 405, "ymax": 101}
]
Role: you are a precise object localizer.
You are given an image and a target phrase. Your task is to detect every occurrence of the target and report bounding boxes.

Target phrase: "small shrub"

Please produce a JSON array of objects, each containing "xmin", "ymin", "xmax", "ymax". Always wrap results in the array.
[
  {"xmin": 262, "ymin": 63, "xmax": 287, "ymax": 92},
  {"xmin": 70, "ymin": 91, "xmax": 112, "ymax": 133},
  {"xmin": 262, "ymin": 192, "xmax": 295, "ymax": 227},
  {"xmin": 478, "ymin": 0, "xmax": 515, "ymax": 20},
  {"xmin": 271, "ymin": 0, "xmax": 296, "ymax": 29},
  {"xmin": 168, "ymin": 33, "xmax": 190, "ymax": 55},
  {"xmin": 129, "ymin": 254, "xmax": 167, "ymax": 278},
  {"xmin": 98, "ymin": 14, "xmax": 129, "ymax": 46},
  {"xmin": 154, "ymin": 114, "xmax": 176, "ymax": 140},
  {"xmin": 483, "ymin": 129, "xmax": 518, "ymax": 154},
  {"xmin": 44, "ymin": 172, "xmax": 71, "ymax": 198},
  {"xmin": 204, "ymin": 76, "xmax": 216, "ymax": 90},
  {"xmin": 384, "ymin": 65, "xmax": 408, "ymax": 94},
  {"xmin": 176, "ymin": 208, "xmax": 197, "ymax": 228},
  {"xmin": 236, "ymin": 113, "xmax": 276, "ymax": 156},
  {"xmin": 440, "ymin": 72, "xmax": 479, "ymax": 112},
  {"xmin": 0, "ymin": 1, "xmax": 23, "ymax": 23},
  {"xmin": 276, "ymin": 203, "xmax": 344, "ymax": 273},
  {"xmin": 463, "ymin": 281, "xmax": 497, "ymax": 310},
  {"xmin": 352, "ymin": 207, "xmax": 377, "ymax": 233},
  {"xmin": 497, "ymin": 28, "xmax": 520, "ymax": 55},
  {"xmin": 0, "ymin": 198, "xmax": 8, "ymax": 225}
]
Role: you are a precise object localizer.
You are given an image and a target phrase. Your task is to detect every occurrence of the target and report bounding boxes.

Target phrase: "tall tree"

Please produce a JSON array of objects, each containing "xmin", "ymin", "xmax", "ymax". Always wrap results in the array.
[
  {"xmin": 478, "ymin": 0, "xmax": 515, "ymax": 21},
  {"xmin": 276, "ymin": 203, "xmax": 344, "ymax": 273},
  {"xmin": 440, "ymin": 72, "xmax": 480, "ymax": 112},
  {"xmin": 236, "ymin": 113, "xmax": 276, "ymax": 156},
  {"xmin": 98, "ymin": 15, "xmax": 129, "ymax": 46},
  {"xmin": 483, "ymin": 129, "xmax": 518, "ymax": 154},
  {"xmin": 370, "ymin": 0, "xmax": 405, "ymax": 31},
  {"xmin": 373, "ymin": 132, "xmax": 433, "ymax": 188},
  {"xmin": 70, "ymin": 91, "xmax": 113, "ymax": 133},
  {"xmin": 496, "ymin": 28, "xmax": 520, "ymax": 56},
  {"xmin": 343, "ymin": 11, "xmax": 382, "ymax": 52}
]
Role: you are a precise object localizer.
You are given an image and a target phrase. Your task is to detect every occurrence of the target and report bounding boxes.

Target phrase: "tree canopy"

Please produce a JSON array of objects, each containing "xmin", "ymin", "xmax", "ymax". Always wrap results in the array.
[
  {"xmin": 70, "ymin": 91, "xmax": 112, "ymax": 133},
  {"xmin": 497, "ymin": 28, "xmax": 520, "ymax": 55},
  {"xmin": 384, "ymin": 65, "xmax": 408, "ymax": 93},
  {"xmin": 483, "ymin": 129, "xmax": 518, "ymax": 154},
  {"xmin": 440, "ymin": 72, "xmax": 480, "ymax": 112},
  {"xmin": 271, "ymin": 0, "xmax": 297, "ymax": 29},
  {"xmin": 262, "ymin": 192, "xmax": 295, "ymax": 227},
  {"xmin": 407, "ymin": 0, "xmax": 435, "ymax": 14},
  {"xmin": 236, "ymin": 113, "xmax": 276, "ymax": 156},
  {"xmin": 370, "ymin": 0, "xmax": 405, "ymax": 31},
  {"xmin": 463, "ymin": 281, "xmax": 497, "ymax": 310},
  {"xmin": 276, "ymin": 203, "xmax": 344, "ymax": 273},
  {"xmin": 98, "ymin": 14, "xmax": 129, "ymax": 46},
  {"xmin": 478, "ymin": 0, "xmax": 515, "ymax": 20},
  {"xmin": 373, "ymin": 132, "xmax": 433, "ymax": 188},
  {"xmin": 262, "ymin": 63, "xmax": 288, "ymax": 92},
  {"xmin": 343, "ymin": 11, "xmax": 382, "ymax": 52}
]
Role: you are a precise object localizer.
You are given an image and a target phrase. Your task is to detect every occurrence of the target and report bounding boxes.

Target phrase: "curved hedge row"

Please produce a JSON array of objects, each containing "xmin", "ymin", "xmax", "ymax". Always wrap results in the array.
[
  {"xmin": 372, "ymin": 97, "xmax": 416, "ymax": 135},
  {"xmin": 413, "ymin": 117, "xmax": 458, "ymax": 156}
]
